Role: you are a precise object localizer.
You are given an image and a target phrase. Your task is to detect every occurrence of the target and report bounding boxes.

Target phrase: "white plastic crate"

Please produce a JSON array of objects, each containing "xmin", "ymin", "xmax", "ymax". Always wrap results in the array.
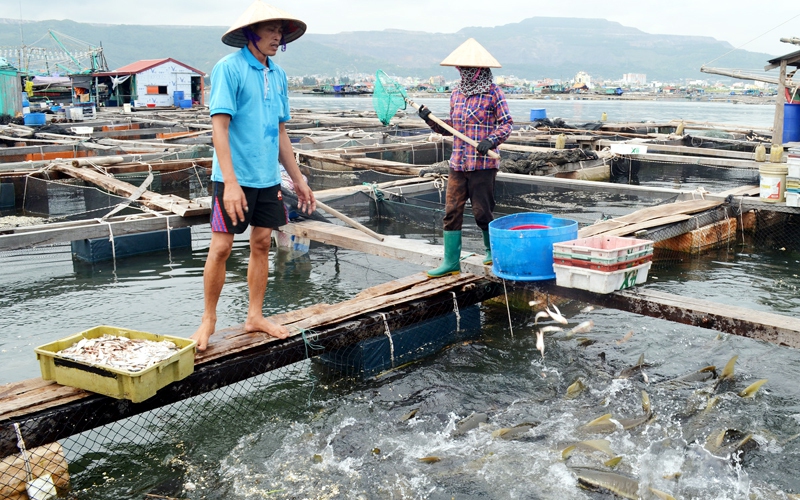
[
  {"xmin": 552, "ymin": 236, "xmax": 654, "ymax": 264},
  {"xmin": 554, "ymin": 261, "xmax": 652, "ymax": 294},
  {"xmin": 787, "ymin": 191, "xmax": 800, "ymax": 208},
  {"xmin": 788, "ymin": 162, "xmax": 800, "ymax": 179}
]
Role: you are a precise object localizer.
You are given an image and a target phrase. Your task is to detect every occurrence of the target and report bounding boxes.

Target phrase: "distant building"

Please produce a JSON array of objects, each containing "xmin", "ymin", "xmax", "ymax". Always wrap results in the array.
[
  {"xmin": 429, "ymin": 75, "xmax": 446, "ymax": 87},
  {"xmin": 622, "ymin": 73, "xmax": 647, "ymax": 85},
  {"xmin": 575, "ymin": 71, "xmax": 591, "ymax": 86},
  {"xmin": 94, "ymin": 58, "xmax": 206, "ymax": 108},
  {"xmin": 0, "ymin": 58, "xmax": 21, "ymax": 117}
]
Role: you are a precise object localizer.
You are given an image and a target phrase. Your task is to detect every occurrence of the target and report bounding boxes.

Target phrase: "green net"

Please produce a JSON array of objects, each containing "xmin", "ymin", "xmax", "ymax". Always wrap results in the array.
[{"xmin": 373, "ymin": 70, "xmax": 408, "ymax": 126}]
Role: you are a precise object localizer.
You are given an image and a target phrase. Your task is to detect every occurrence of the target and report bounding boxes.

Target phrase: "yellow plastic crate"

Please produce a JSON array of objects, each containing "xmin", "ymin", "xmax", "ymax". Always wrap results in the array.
[{"xmin": 35, "ymin": 325, "xmax": 196, "ymax": 403}]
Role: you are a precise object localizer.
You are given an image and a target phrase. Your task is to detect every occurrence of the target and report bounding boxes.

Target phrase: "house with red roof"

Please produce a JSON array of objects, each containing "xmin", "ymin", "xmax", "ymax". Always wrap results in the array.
[{"xmin": 94, "ymin": 58, "xmax": 206, "ymax": 108}]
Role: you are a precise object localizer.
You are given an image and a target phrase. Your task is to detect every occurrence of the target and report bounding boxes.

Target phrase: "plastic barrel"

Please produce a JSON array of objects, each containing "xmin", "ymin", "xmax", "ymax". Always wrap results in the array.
[
  {"xmin": 784, "ymin": 103, "xmax": 800, "ymax": 144},
  {"xmin": 759, "ymin": 164, "xmax": 788, "ymax": 203},
  {"xmin": 489, "ymin": 213, "xmax": 578, "ymax": 281},
  {"xmin": 530, "ymin": 108, "xmax": 547, "ymax": 121},
  {"xmin": 173, "ymin": 90, "xmax": 184, "ymax": 106}
]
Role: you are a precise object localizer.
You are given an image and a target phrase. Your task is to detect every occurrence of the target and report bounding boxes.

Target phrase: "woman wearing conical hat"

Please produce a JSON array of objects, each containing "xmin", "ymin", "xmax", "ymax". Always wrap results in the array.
[
  {"xmin": 191, "ymin": 1, "xmax": 316, "ymax": 351},
  {"xmin": 418, "ymin": 38, "xmax": 513, "ymax": 277}
]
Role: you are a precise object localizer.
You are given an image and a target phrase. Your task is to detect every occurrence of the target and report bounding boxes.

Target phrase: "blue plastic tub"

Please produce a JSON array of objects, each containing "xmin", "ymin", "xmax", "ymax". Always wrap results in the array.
[
  {"xmin": 489, "ymin": 212, "xmax": 578, "ymax": 281},
  {"xmin": 530, "ymin": 108, "xmax": 547, "ymax": 121},
  {"xmin": 179, "ymin": 99, "xmax": 192, "ymax": 108},
  {"xmin": 23, "ymin": 113, "xmax": 45, "ymax": 126}
]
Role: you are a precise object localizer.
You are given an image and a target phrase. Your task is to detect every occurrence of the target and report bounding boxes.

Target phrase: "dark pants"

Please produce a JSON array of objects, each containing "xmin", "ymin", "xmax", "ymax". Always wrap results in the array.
[{"xmin": 443, "ymin": 168, "xmax": 498, "ymax": 231}]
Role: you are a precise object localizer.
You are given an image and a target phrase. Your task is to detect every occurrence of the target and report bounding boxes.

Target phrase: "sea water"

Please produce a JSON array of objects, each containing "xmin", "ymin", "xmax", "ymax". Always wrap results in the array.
[{"xmin": 0, "ymin": 100, "xmax": 798, "ymax": 499}]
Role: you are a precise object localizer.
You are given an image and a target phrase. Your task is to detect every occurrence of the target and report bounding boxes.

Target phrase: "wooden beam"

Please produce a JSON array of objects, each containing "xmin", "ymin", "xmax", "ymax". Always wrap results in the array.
[
  {"xmin": 529, "ymin": 283, "xmax": 800, "ymax": 347},
  {"xmin": 51, "ymin": 163, "xmax": 207, "ymax": 217},
  {"xmin": 774, "ymin": 59, "xmax": 788, "ymax": 145},
  {"xmin": 0, "ymin": 214, "xmax": 208, "ymax": 251}
]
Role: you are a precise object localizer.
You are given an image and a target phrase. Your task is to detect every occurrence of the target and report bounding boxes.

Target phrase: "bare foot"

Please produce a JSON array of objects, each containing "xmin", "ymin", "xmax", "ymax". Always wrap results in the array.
[
  {"xmin": 190, "ymin": 317, "xmax": 216, "ymax": 351},
  {"xmin": 244, "ymin": 315, "xmax": 290, "ymax": 340}
]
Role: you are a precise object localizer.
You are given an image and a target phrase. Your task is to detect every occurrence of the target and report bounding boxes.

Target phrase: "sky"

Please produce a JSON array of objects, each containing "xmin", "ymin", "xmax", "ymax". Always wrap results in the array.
[{"xmin": 2, "ymin": 0, "xmax": 800, "ymax": 57}]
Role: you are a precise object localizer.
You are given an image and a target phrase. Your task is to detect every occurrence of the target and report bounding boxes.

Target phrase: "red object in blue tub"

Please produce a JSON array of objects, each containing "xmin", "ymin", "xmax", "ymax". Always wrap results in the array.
[{"xmin": 510, "ymin": 224, "xmax": 551, "ymax": 230}]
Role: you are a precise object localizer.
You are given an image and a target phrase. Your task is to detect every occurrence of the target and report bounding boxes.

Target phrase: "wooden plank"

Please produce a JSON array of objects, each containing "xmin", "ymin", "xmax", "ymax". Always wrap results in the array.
[
  {"xmin": 0, "ymin": 214, "xmax": 209, "ymax": 252},
  {"xmin": 595, "ymin": 139, "xmax": 759, "ymax": 161},
  {"xmin": 198, "ymin": 273, "xmax": 482, "ymax": 361},
  {"xmin": 51, "ymin": 163, "xmax": 207, "ymax": 217},
  {"xmin": 577, "ymin": 199, "xmax": 722, "ymax": 237},
  {"xmin": 716, "ymin": 185, "xmax": 760, "ymax": 197},
  {"xmin": 628, "ymin": 152, "xmax": 764, "ymax": 169},
  {"xmin": 600, "ymin": 214, "xmax": 693, "ymax": 236}
]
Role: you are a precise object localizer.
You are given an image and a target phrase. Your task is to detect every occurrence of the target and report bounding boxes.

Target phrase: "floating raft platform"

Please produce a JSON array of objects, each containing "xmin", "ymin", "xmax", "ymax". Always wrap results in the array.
[{"xmin": 0, "ymin": 272, "xmax": 500, "ymax": 459}]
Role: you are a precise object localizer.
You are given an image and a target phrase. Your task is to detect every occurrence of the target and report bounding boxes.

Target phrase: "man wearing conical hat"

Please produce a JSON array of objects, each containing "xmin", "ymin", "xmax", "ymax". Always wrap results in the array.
[
  {"xmin": 418, "ymin": 38, "xmax": 513, "ymax": 277},
  {"xmin": 191, "ymin": 1, "xmax": 316, "ymax": 351}
]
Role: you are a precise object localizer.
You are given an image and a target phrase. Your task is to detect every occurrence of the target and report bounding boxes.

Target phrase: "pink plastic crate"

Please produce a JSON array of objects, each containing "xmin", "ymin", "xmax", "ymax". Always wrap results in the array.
[{"xmin": 553, "ymin": 236, "xmax": 653, "ymax": 264}]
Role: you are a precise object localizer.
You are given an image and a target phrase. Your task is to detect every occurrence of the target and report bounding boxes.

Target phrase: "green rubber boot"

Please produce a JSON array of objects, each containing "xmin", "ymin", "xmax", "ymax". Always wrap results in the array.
[
  {"xmin": 428, "ymin": 230, "xmax": 462, "ymax": 278},
  {"xmin": 482, "ymin": 230, "xmax": 492, "ymax": 266}
]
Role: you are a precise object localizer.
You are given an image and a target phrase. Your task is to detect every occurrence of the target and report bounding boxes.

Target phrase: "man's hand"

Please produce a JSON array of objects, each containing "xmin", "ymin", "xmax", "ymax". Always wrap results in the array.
[
  {"xmin": 223, "ymin": 182, "xmax": 248, "ymax": 226},
  {"xmin": 294, "ymin": 179, "xmax": 316, "ymax": 215},
  {"xmin": 418, "ymin": 105, "xmax": 432, "ymax": 121},
  {"xmin": 476, "ymin": 139, "xmax": 493, "ymax": 155}
]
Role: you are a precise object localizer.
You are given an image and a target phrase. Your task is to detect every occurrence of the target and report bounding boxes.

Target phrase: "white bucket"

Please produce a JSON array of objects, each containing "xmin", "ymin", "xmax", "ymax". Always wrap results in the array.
[
  {"xmin": 122, "ymin": 103, "xmax": 132, "ymax": 114},
  {"xmin": 759, "ymin": 164, "xmax": 788, "ymax": 203}
]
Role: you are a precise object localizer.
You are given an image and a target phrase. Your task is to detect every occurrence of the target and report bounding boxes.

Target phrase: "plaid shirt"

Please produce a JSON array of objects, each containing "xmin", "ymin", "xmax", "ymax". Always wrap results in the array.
[{"xmin": 426, "ymin": 84, "xmax": 513, "ymax": 171}]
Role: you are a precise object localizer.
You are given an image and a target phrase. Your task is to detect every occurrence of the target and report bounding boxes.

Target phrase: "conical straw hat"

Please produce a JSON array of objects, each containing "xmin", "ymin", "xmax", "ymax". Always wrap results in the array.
[
  {"xmin": 440, "ymin": 38, "xmax": 501, "ymax": 68},
  {"xmin": 221, "ymin": 0, "xmax": 307, "ymax": 48}
]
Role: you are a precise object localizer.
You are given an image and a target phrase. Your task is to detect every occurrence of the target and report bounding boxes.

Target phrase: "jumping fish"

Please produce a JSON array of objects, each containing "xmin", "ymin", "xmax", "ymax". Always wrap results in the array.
[
  {"xmin": 566, "ymin": 378, "xmax": 586, "ymax": 398},
  {"xmin": 534, "ymin": 311, "xmax": 550, "ymax": 325},
  {"xmin": 712, "ymin": 355, "xmax": 739, "ymax": 393},
  {"xmin": 617, "ymin": 353, "xmax": 652, "ymax": 379},
  {"xmin": 704, "ymin": 428, "xmax": 758, "ymax": 461},
  {"xmin": 580, "ymin": 412, "xmax": 654, "ymax": 434},
  {"xmin": 563, "ymin": 439, "xmax": 617, "ymax": 458},
  {"xmin": 580, "ymin": 306, "xmax": 595, "ymax": 313},
  {"xmin": 656, "ymin": 365, "xmax": 717, "ymax": 390},
  {"xmin": 603, "ymin": 456, "xmax": 622, "ymax": 468},
  {"xmin": 576, "ymin": 338, "xmax": 596, "ymax": 348},
  {"xmin": 539, "ymin": 326, "xmax": 564, "ymax": 334},
  {"xmin": 536, "ymin": 330, "xmax": 545, "ymax": 358},
  {"xmin": 400, "ymin": 409, "xmax": 418, "ymax": 422},
  {"xmin": 451, "ymin": 412, "xmax": 488, "ymax": 437},
  {"xmin": 649, "ymin": 487, "xmax": 677, "ymax": 500},
  {"xmin": 546, "ymin": 304, "xmax": 569, "ymax": 325},
  {"xmin": 616, "ymin": 330, "xmax": 634, "ymax": 345},
  {"xmin": 738, "ymin": 379, "xmax": 768, "ymax": 398},
  {"xmin": 570, "ymin": 466, "xmax": 639, "ymax": 500},
  {"xmin": 491, "ymin": 422, "xmax": 538, "ymax": 440},
  {"xmin": 418, "ymin": 456, "xmax": 441, "ymax": 464},
  {"xmin": 566, "ymin": 320, "xmax": 594, "ymax": 338}
]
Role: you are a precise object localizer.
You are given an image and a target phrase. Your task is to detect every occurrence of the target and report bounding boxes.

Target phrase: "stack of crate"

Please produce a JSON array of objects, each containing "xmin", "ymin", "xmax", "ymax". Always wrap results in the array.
[
  {"xmin": 787, "ymin": 148, "xmax": 800, "ymax": 207},
  {"xmin": 552, "ymin": 236, "xmax": 654, "ymax": 294}
]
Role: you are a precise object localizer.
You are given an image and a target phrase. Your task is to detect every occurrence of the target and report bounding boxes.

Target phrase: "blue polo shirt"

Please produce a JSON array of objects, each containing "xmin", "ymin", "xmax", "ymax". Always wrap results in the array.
[{"xmin": 209, "ymin": 47, "xmax": 291, "ymax": 188}]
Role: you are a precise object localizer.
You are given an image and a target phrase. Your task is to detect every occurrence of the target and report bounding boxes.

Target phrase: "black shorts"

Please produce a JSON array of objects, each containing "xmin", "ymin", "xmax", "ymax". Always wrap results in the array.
[{"xmin": 209, "ymin": 181, "xmax": 288, "ymax": 234}]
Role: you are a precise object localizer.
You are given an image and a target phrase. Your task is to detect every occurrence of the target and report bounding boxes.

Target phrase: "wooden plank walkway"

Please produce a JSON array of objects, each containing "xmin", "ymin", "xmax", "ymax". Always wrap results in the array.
[
  {"xmin": 0, "ymin": 272, "xmax": 498, "ymax": 458},
  {"xmin": 278, "ymin": 219, "xmax": 800, "ymax": 343}
]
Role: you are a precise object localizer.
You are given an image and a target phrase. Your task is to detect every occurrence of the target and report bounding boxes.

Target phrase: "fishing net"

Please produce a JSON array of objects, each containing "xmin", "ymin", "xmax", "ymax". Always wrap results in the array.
[{"xmin": 372, "ymin": 70, "xmax": 408, "ymax": 126}]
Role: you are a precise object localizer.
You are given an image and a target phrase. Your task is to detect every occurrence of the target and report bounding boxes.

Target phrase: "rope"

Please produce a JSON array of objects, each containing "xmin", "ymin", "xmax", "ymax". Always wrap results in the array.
[
  {"xmin": 13, "ymin": 423, "xmax": 32, "ymax": 483},
  {"xmin": 703, "ymin": 13, "xmax": 800, "ymax": 67},
  {"xmin": 502, "ymin": 279, "xmax": 513, "ymax": 338},
  {"xmin": 380, "ymin": 312, "xmax": 395, "ymax": 368},
  {"xmin": 451, "ymin": 291, "xmax": 461, "ymax": 333}
]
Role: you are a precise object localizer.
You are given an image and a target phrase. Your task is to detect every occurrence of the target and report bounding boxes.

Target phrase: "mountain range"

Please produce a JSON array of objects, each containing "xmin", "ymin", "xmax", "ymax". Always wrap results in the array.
[{"xmin": 0, "ymin": 17, "xmax": 777, "ymax": 82}]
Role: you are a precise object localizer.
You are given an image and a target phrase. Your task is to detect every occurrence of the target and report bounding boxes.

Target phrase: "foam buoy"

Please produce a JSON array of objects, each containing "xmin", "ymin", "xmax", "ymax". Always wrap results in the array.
[
  {"xmin": 676, "ymin": 121, "xmax": 685, "ymax": 135},
  {"xmin": 601, "ymin": 112, "xmax": 607, "ymax": 122},
  {"xmin": 555, "ymin": 134, "xmax": 567, "ymax": 150}
]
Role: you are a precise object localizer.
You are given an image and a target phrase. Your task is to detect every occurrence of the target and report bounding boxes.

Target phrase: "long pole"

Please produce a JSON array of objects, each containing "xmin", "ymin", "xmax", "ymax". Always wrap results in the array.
[
  {"xmin": 773, "ymin": 60, "xmax": 787, "ymax": 146},
  {"xmin": 315, "ymin": 200, "xmax": 385, "ymax": 242}
]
